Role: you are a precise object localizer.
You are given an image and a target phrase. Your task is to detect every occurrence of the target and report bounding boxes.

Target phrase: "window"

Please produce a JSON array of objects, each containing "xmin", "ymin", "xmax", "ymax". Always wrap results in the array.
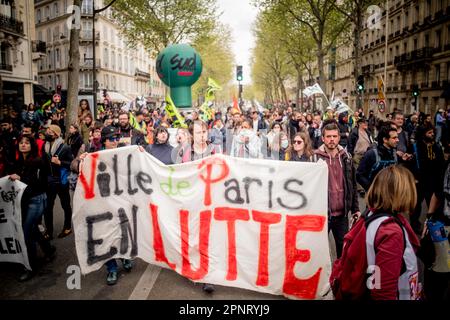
[
  {"xmin": 46, "ymin": 28, "xmax": 51, "ymax": 43},
  {"xmin": 436, "ymin": 30, "xmax": 442, "ymax": 49},
  {"xmin": 111, "ymin": 51, "xmax": 115, "ymax": 70},
  {"xmin": 415, "ymin": 6, "xmax": 419, "ymax": 22},
  {"xmin": 103, "ymin": 48, "xmax": 109, "ymax": 67},
  {"xmin": 118, "ymin": 54, "xmax": 122, "ymax": 71},
  {"xmin": 403, "ymin": 41, "xmax": 408, "ymax": 54},
  {"xmin": 426, "ymin": 0, "xmax": 431, "ymax": 16},
  {"xmin": 82, "ymin": 0, "xmax": 93, "ymax": 15},
  {"xmin": 56, "ymin": 48, "xmax": 60, "ymax": 64},
  {"xmin": 424, "ymin": 69, "xmax": 430, "ymax": 85},
  {"xmin": 425, "ymin": 33, "xmax": 430, "ymax": 47},
  {"xmin": 436, "ymin": 64, "xmax": 441, "ymax": 82},
  {"xmin": 54, "ymin": 26, "xmax": 60, "ymax": 40},
  {"xmin": 38, "ymin": 31, "xmax": 43, "ymax": 41},
  {"xmin": 56, "ymin": 75, "xmax": 61, "ymax": 86},
  {"xmin": 405, "ymin": 11, "xmax": 409, "ymax": 29},
  {"xmin": 53, "ymin": 2, "xmax": 59, "ymax": 17},
  {"xmin": 48, "ymin": 75, "xmax": 53, "ymax": 89},
  {"xmin": 397, "ymin": 16, "xmax": 401, "ymax": 31},
  {"xmin": 414, "ymin": 38, "xmax": 418, "ymax": 51},
  {"xmin": 21, "ymin": 51, "xmax": 24, "ymax": 65},
  {"xmin": 447, "ymin": 63, "xmax": 450, "ymax": 81},
  {"xmin": 45, "ymin": 6, "xmax": 50, "ymax": 20},
  {"xmin": 36, "ymin": 9, "xmax": 41, "ymax": 23}
]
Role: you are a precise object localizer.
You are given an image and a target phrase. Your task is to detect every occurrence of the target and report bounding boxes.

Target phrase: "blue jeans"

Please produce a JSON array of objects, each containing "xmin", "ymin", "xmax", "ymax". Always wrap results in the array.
[
  {"xmin": 105, "ymin": 259, "xmax": 132, "ymax": 273},
  {"xmin": 22, "ymin": 193, "xmax": 48, "ymax": 267}
]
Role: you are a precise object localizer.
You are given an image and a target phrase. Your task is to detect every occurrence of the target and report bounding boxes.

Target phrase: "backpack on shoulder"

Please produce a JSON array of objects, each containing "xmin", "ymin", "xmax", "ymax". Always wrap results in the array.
[{"xmin": 329, "ymin": 211, "xmax": 406, "ymax": 300}]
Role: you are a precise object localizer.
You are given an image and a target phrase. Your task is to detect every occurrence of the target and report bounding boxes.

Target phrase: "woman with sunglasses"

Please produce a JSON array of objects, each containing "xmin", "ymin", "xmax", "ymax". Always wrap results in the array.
[{"xmin": 285, "ymin": 132, "xmax": 315, "ymax": 162}]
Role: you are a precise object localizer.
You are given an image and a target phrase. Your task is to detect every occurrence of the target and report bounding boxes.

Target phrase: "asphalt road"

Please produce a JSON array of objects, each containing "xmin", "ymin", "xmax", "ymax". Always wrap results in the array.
[{"xmin": 0, "ymin": 194, "xmax": 372, "ymax": 300}]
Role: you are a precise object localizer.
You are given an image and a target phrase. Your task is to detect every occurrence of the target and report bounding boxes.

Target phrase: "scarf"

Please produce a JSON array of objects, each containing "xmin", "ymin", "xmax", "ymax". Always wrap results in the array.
[{"xmin": 45, "ymin": 137, "xmax": 64, "ymax": 156}]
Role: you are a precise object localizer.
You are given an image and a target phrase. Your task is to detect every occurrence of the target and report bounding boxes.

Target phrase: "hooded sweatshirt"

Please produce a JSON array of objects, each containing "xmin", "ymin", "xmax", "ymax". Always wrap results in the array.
[{"xmin": 315, "ymin": 144, "xmax": 346, "ymax": 216}]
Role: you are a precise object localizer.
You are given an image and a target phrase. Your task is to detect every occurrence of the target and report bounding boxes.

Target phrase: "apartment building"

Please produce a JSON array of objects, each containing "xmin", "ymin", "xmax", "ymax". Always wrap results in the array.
[
  {"xmin": 0, "ymin": 0, "xmax": 42, "ymax": 107},
  {"xmin": 34, "ymin": 0, "xmax": 164, "ymax": 105},
  {"xmin": 302, "ymin": 0, "xmax": 450, "ymax": 116}
]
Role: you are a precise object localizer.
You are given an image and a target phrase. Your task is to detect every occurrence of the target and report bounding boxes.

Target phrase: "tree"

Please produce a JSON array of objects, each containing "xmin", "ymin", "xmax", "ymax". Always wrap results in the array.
[
  {"xmin": 332, "ymin": 0, "xmax": 379, "ymax": 86},
  {"xmin": 66, "ymin": 0, "xmax": 82, "ymax": 134},
  {"xmin": 191, "ymin": 23, "xmax": 235, "ymax": 105},
  {"xmin": 255, "ymin": 0, "xmax": 350, "ymax": 92},
  {"xmin": 113, "ymin": 0, "xmax": 217, "ymax": 54}
]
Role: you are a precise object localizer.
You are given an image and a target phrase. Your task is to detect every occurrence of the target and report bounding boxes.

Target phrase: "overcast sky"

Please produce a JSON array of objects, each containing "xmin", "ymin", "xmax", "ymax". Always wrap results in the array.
[{"xmin": 217, "ymin": 0, "xmax": 258, "ymax": 85}]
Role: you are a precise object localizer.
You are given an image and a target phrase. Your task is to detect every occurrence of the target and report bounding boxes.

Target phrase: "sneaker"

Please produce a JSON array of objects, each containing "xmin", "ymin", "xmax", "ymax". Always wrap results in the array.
[
  {"xmin": 202, "ymin": 283, "xmax": 215, "ymax": 294},
  {"xmin": 122, "ymin": 259, "xmax": 133, "ymax": 272},
  {"xmin": 18, "ymin": 270, "xmax": 34, "ymax": 282},
  {"xmin": 57, "ymin": 228, "xmax": 72, "ymax": 238},
  {"xmin": 43, "ymin": 231, "xmax": 53, "ymax": 241},
  {"xmin": 106, "ymin": 271, "xmax": 118, "ymax": 285}
]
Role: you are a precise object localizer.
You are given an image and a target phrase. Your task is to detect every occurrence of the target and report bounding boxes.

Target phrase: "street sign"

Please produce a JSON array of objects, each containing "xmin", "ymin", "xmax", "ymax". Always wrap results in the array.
[{"xmin": 53, "ymin": 93, "xmax": 61, "ymax": 103}]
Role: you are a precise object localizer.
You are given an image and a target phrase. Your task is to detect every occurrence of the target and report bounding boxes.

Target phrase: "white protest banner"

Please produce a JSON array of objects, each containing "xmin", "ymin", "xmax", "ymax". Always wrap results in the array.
[
  {"xmin": 73, "ymin": 146, "xmax": 331, "ymax": 300},
  {"xmin": 0, "ymin": 176, "xmax": 30, "ymax": 270},
  {"xmin": 302, "ymin": 83, "xmax": 325, "ymax": 97}
]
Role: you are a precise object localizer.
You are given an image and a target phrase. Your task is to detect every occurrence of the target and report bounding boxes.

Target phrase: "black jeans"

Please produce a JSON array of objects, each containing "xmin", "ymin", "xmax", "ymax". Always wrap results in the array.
[
  {"xmin": 44, "ymin": 181, "xmax": 72, "ymax": 236},
  {"xmin": 329, "ymin": 214, "xmax": 349, "ymax": 259}
]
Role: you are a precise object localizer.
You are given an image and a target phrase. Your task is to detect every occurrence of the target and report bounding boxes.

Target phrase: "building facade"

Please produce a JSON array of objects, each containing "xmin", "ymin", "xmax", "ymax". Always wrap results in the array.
[
  {"xmin": 34, "ymin": 0, "xmax": 164, "ymax": 105},
  {"xmin": 302, "ymin": 0, "xmax": 450, "ymax": 116},
  {"xmin": 0, "ymin": 0, "xmax": 41, "ymax": 107}
]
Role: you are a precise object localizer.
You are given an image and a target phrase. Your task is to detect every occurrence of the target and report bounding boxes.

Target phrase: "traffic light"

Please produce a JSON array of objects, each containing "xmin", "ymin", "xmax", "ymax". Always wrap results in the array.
[
  {"xmin": 236, "ymin": 65, "xmax": 243, "ymax": 82},
  {"xmin": 357, "ymin": 75, "xmax": 364, "ymax": 93},
  {"xmin": 412, "ymin": 84, "xmax": 420, "ymax": 97}
]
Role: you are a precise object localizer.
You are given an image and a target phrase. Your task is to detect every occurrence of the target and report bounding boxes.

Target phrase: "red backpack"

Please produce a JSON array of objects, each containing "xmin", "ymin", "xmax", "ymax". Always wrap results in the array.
[{"xmin": 329, "ymin": 212, "xmax": 404, "ymax": 300}]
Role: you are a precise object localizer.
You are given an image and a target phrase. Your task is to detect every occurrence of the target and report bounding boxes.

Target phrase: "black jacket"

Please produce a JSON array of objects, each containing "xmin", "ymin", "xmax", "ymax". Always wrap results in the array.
[
  {"xmin": 356, "ymin": 145, "xmax": 397, "ymax": 191},
  {"xmin": 67, "ymin": 132, "xmax": 83, "ymax": 158},
  {"xmin": 9, "ymin": 156, "xmax": 48, "ymax": 199},
  {"xmin": 44, "ymin": 142, "xmax": 74, "ymax": 183}
]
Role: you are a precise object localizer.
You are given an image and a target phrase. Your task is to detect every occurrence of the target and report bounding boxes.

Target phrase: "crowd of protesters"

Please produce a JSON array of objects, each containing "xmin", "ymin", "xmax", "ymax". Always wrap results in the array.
[{"xmin": 0, "ymin": 98, "xmax": 449, "ymax": 300}]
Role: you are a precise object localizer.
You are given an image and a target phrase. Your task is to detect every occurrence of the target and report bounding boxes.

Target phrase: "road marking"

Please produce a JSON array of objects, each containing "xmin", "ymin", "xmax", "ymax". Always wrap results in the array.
[{"xmin": 128, "ymin": 264, "xmax": 161, "ymax": 300}]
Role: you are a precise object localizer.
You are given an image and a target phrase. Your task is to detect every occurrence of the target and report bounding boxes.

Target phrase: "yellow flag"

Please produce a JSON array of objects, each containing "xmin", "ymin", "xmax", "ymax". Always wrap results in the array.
[
  {"xmin": 165, "ymin": 94, "xmax": 188, "ymax": 128},
  {"xmin": 205, "ymin": 78, "xmax": 222, "ymax": 102}
]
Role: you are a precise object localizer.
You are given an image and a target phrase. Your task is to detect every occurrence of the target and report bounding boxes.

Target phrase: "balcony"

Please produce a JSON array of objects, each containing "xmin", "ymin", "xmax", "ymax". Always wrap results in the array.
[
  {"xmin": 423, "ymin": 15, "xmax": 432, "ymax": 25},
  {"xmin": 80, "ymin": 30, "xmax": 100, "ymax": 41},
  {"xmin": 32, "ymin": 40, "xmax": 46, "ymax": 54},
  {"xmin": 435, "ymin": 10, "xmax": 444, "ymax": 20},
  {"xmin": 135, "ymin": 69, "xmax": 151, "ymax": 79},
  {"xmin": 392, "ymin": 86, "xmax": 398, "ymax": 91},
  {"xmin": 375, "ymin": 39, "xmax": 380, "ymax": 45},
  {"xmin": 412, "ymin": 21, "xmax": 419, "ymax": 30},
  {"xmin": 362, "ymin": 64, "xmax": 374, "ymax": 74},
  {"xmin": 421, "ymin": 82, "xmax": 428, "ymax": 88},
  {"xmin": 431, "ymin": 81, "xmax": 440, "ymax": 89},
  {"xmin": 395, "ymin": 47, "xmax": 434, "ymax": 70},
  {"xmin": 80, "ymin": 58, "xmax": 101, "ymax": 69},
  {"xmin": 400, "ymin": 85, "xmax": 406, "ymax": 90},
  {"xmin": 0, "ymin": 14, "xmax": 24, "ymax": 35},
  {"xmin": 381, "ymin": 35, "xmax": 386, "ymax": 42},
  {"xmin": 394, "ymin": 30, "xmax": 400, "ymax": 37},
  {"xmin": 0, "ymin": 63, "xmax": 12, "ymax": 71},
  {"xmin": 443, "ymin": 80, "xmax": 449, "ymax": 88}
]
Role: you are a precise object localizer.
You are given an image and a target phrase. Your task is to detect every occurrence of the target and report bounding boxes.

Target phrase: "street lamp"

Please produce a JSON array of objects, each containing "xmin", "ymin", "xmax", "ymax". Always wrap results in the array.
[{"xmin": 92, "ymin": 0, "xmax": 118, "ymax": 120}]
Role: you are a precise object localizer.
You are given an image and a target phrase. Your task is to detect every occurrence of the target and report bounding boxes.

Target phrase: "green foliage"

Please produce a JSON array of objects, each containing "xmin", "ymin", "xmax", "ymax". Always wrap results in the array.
[{"xmin": 113, "ymin": 0, "xmax": 218, "ymax": 55}]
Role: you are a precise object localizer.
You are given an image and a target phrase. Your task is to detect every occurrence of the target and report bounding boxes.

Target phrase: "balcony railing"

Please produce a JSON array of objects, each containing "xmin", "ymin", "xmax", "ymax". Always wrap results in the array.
[
  {"xmin": 362, "ymin": 64, "xmax": 374, "ymax": 74},
  {"xmin": 135, "ymin": 69, "xmax": 151, "ymax": 79},
  {"xmin": 431, "ymin": 81, "xmax": 440, "ymax": 89},
  {"xmin": 80, "ymin": 58, "xmax": 101, "ymax": 68},
  {"xmin": 80, "ymin": 30, "xmax": 100, "ymax": 41},
  {"xmin": 0, "ymin": 63, "xmax": 13, "ymax": 71},
  {"xmin": 0, "ymin": 14, "xmax": 24, "ymax": 35},
  {"xmin": 32, "ymin": 40, "xmax": 46, "ymax": 54}
]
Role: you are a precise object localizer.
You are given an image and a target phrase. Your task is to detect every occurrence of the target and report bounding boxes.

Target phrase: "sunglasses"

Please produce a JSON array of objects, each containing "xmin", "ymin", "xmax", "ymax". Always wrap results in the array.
[
  {"xmin": 293, "ymin": 140, "xmax": 303, "ymax": 145},
  {"xmin": 107, "ymin": 136, "xmax": 120, "ymax": 142}
]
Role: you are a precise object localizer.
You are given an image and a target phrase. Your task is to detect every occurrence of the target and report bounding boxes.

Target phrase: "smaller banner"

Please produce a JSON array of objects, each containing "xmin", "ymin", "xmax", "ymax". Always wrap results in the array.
[
  {"xmin": 0, "ymin": 176, "xmax": 30, "ymax": 270},
  {"xmin": 302, "ymin": 84, "xmax": 325, "ymax": 97}
]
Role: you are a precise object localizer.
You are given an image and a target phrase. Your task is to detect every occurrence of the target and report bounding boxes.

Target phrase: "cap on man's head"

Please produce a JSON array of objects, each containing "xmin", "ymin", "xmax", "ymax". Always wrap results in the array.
[
  {"xmin": 101, "ymin": 125, "xmax": 120, "ymax": 141},
  {"xmin": 439, "ymin": 108, "xmax": 445, "ymax": 113},
  {"xmin": 48, "ymin": 124, "xmax": 61, "ymax": 137},
  {"xmin": 326, "ymin": 106, "xmax": 334, "ymax": 111}
]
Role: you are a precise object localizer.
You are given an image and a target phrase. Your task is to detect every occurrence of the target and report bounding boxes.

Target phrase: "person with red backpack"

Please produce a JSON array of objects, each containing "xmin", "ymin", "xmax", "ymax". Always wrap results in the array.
[{"xmin": 330, "ymin": 165, "xmax": 422, "ymax": 300}]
